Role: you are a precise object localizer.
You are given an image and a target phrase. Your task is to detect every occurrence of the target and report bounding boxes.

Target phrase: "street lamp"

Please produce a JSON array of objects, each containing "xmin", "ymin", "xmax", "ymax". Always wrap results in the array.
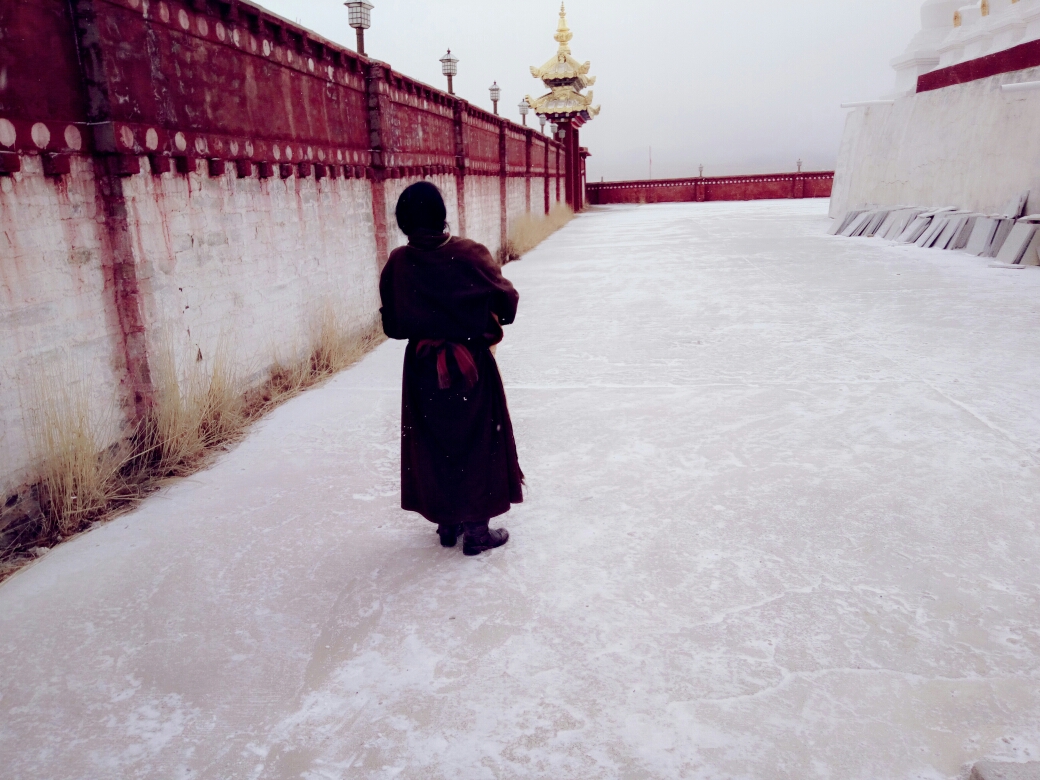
[
  {"xmin": 518, "ymin": 99, "xmax": 530, "ymax": 126},
  {"xmin": 489, "ymin": 82, "xmax": 501, "ymax": 115},
  {"xmin": 345, "ymin": 2, "xmax": 373, "ymax": 56},
  {"xmin": 440, "ymin": 50, "xmax": 458, "ymax": 95},
  {"xmin": 539, "ymin": 115, "xmax": 547, "ymax": 135},
  {"xmin": 797, "ymin": 158, "xmax": 803, "ymax": 173}
]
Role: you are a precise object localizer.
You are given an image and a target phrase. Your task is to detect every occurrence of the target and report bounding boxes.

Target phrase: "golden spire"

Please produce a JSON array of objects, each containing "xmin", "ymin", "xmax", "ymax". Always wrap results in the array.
[
  {"xmin": 527, "ymin": 2, "xmax": 600, "ymax": 126},
  {"xmin": 555, "ymin": 3, "xmax": 573, "ymax": 54}
]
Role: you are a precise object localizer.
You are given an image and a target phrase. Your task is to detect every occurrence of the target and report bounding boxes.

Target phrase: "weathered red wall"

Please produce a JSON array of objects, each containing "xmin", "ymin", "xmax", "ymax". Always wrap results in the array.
[
  {"xmin": 586, "ymin": 172, "xmax": 834, "ymax": 206},
  {"xmin": 0, "ymin": 0, "xmax": 571, "ymax": 497},
  {"xmin": 0, "ymin": 0, "xmax": 568, "ymax": 210}
]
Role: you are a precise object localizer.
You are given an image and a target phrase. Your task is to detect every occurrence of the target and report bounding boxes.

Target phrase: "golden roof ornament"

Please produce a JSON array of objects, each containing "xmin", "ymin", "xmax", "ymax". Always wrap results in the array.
[{"xmin": 526, "ymin": 3, "xmax": 600, "ymax": 127}]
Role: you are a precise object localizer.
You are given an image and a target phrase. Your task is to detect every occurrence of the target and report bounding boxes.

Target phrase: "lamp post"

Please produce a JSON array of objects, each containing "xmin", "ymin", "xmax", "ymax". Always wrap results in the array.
[
  {"xmin": 797, "ymin": 158, "xmax": 803, "ymax": 173},
  {"xmin": 539, "ymin": 115, "xmax": 547, "ymax": 135},
  {"xmin": 440, "ymin": 50, "xmax": 458, "ymax": 95},
  {"xmin": 344, "ymin": 2, "xmax": 373, "ymax": 57},
  {"xmin": 518, "ymin": 99, "xmax": 530, "ymax": 126},
  {"xmin": 489, "ymin": 82, "xmax": 501, "ymax": 115}
]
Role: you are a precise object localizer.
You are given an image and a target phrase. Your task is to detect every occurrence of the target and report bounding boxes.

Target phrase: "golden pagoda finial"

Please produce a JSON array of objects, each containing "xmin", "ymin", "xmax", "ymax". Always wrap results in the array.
[
  {"xmin": 528, "ymin": 2, "xmax": 600, "ymax": 126},
  {"xmin": 555, "ymin": 2, "xmax": 573, "ymax": 54}
]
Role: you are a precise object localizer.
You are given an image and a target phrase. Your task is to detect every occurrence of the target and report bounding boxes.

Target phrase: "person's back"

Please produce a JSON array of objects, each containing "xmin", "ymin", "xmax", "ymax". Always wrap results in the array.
[
  {"xmin": 380, "ymin": 236, "xmax": 516, "ymax": 345},
  {"xmin": 379, "ymin": 182, "xmax": 523, "ymax": 556}
]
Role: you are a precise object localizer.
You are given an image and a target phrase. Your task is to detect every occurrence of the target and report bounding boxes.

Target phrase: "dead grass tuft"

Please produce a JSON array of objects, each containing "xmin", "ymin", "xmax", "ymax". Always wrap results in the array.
[
  {"xmin": 248, "ymin": 310, "xmax": 385, "ymax": 416},
  {"xmin": 501, "ymin": 205, "xmax": 574, "ymax": 264},
  {"xmin": 26, "ymin": 374, "xmax": 129, "ymax": 541},
  {"xmin": 126, "ymin": 340, "xmax": 247, "ymax": 481}
]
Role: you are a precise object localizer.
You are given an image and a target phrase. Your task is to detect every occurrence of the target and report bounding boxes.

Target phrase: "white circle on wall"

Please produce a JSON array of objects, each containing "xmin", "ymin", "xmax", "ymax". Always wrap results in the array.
[
  {"xmin": 317, "ymin": 149, "xmax": 325, "ymax": 161},
  {"xmin": 245, "ymin": 141, "xmax": 254, "ymax": 157},
  {"xmin": 178, "ymin": 9, "xmax": 189, "ymax": 29},
  {"xmin": 306, "ymin": 146, "xmax": 313, "ymax": 159},
  {"xmin": 197, "ymin": 17, "xmax": 208, "ymax": 36},
  {"xmin": 64, "ymin": 125, "xmax": 83, "ymax": 151},
  {"xmin": 119, "ymin": 125, "xmax": 135, "ymax": 149},
  {"xmin": 308, "ymin": 58, "xmax": 315, "ymax": 72},
  {"xmin": 128, "ymin": 0, "xmax": 140, "ymax": 9},
  {"xmin": 0, "ymin": 118, "xmax": 16, "ymax": 148},
  {"xmin": 174, "ymin": 131, "xmax": 187, "ymax": 152},
  {"xmin": 145, "ymin": 128, "xmax": 159, "ymax": 150},
  {"xmin": 273, "ymin": 145, "xmax": 281, "ymax": 160},
  {"xmin": 195, "ymin": 137, "xmax": 208, "ymax": 155},
  {"xmin": 158, "ymin": 2, "xmax": 169, "ymax": 23},
  {"xmin": 286, "ymin": 51, "xmax": 293, "ymax": 64},
  {"xmin": 327, "ymin": 66, "xmax": 334, "ymax": 79},
  {"xmin": 216, "ymin": 23, "xmax": 226, "ymax": 42},
  {"xmin": 353, "ymin": 151, "xmax": 358, "ymax": 162},
  {"xmin": 336, "ymin": 150, "xmax": 343, "ymax": 163},
  {"xmin": 229, "ymin": 140, "xmax": 239, "ymax": 156},
  {"xmin": 232, "ymin": 28, "xmax": 241, "ymax": 46},
  {"xmin": 262, "ymin": 40, "xmax": 271, "ymax": 57},
  {"xmin": 31, "ymin": 123, "xmax": 52, "ymax": 149},
  {"xmin": 285, "ymin": 146, "xmax": 293, "ymax": 161}
]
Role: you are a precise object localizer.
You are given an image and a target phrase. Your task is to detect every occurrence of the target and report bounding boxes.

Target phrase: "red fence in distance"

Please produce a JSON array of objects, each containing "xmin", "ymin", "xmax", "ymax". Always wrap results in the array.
[{"xmin": 586, "ymin": 172, "xmax": 834, "ymax": 206}]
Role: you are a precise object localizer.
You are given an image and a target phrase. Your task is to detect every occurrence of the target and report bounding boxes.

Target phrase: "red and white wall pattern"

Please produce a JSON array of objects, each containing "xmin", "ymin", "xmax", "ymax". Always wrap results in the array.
[{"xmin": 0, "ymin": 0, "xmax": 572, "ymax": 495}]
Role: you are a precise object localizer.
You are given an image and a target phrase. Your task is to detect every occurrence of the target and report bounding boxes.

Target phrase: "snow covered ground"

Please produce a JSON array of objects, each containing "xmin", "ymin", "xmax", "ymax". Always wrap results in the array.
[{"xmin": 2, "ymin": 199, "xmax": 1040, "ymax": 780}]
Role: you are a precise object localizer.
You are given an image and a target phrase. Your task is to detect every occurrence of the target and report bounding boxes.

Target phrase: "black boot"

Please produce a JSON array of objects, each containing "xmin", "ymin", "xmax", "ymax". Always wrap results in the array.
[
  {"xmin": 437, "ymin": 523, "xmax": 463, "ymax": 548},
  {"xmin": 463, "ymin": 521, "xmax": 509, "ymax": 556}
]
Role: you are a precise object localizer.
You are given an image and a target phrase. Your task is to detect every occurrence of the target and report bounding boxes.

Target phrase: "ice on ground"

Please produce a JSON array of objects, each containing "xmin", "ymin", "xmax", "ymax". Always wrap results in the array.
[{"xmin": 2, "ymin": 200, "xmax": 1040, "ymax": 780}]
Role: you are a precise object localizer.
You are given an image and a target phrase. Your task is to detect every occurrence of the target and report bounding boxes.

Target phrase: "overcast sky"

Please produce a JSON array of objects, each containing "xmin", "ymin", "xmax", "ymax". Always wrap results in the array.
[{"xmin": 254, "ymin": 0, "xmax": 921, "ymax": 181}]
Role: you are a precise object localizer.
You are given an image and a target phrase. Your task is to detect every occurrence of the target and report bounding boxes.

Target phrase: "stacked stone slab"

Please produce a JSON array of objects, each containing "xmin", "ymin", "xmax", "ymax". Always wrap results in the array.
[{"xmin": 830, "ymin": 192, "xmax": 1040, "ymax": 266}]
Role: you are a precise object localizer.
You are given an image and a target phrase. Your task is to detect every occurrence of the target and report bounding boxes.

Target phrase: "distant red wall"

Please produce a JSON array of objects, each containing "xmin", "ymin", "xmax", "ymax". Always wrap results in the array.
[{"xmin": 586, "ymin": 172, "xmax": 834, "ymax": 206}]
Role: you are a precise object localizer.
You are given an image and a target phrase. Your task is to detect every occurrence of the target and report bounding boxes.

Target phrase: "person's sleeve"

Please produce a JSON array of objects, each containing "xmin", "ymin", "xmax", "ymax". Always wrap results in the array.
[
  {"xmin": 469, "ymin": 243, "xmax": 520, "ymax": 326},
  {"xmin": 379, "ymin": 257, "xmax": 407, "ymax": 340}
]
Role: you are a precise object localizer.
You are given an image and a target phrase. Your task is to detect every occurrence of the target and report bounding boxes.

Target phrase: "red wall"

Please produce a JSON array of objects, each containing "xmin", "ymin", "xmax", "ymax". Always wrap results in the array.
[
  {"xmin": 586, "ymin": 172, "xmax": 834, "ymax": 206},
  {"xmin": 0, "ymin": 0, "xmax": 568, "ymax": 221},
  {"xmin": 0, "ymin": 0, "xmax": 572, "ymax": 440}
]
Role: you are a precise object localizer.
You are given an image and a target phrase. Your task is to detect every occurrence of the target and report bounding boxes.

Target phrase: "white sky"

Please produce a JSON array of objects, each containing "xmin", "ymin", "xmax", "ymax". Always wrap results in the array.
[{"xmin": 253, "ymin": 0, "xmax": 921, "ymax": 181}]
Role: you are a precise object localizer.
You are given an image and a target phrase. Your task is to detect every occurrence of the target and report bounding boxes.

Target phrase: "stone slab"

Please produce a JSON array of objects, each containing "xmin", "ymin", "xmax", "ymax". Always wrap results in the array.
[{"xmin": 971, "ymin": 761, "xmax": 1040, "ymax": 780}]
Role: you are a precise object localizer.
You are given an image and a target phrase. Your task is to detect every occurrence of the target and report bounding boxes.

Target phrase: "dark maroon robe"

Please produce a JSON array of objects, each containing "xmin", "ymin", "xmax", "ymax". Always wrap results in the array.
[{"xmin": 379, "ymin": 235, "xmax": 524, "ymax": 525}]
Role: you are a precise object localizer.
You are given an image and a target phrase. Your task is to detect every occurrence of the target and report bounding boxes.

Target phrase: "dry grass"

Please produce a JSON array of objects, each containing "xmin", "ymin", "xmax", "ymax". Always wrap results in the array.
[
  {"xmin": 501, "ymin": 205, "xmax": 574, "ymax": 264},
  {"xmin": 248, "ymin": 310, "xmax": 385, "ymax": 416},
  {"xmin": 2, "ymin": 314, "xmax": 385, "ymax": 577},
  {"xmin": 126, "ymin": 339, "xmax": 247, "ymax": 481},
  {"xmin": 25, "ymin": 374, "xmax": 130, "ymax": 541}
]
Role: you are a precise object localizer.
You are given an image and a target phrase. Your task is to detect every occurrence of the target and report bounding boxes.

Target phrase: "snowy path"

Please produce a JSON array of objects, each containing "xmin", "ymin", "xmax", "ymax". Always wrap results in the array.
[{"xmin": 3, "ymin": 200, "xmax": 1040, "ymax": 780}]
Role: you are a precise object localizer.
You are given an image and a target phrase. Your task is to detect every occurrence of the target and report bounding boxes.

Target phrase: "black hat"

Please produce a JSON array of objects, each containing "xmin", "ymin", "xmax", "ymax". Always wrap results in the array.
[{"xmin": 396, "ymin": 181, "xmax": 448, "ymax": 237}]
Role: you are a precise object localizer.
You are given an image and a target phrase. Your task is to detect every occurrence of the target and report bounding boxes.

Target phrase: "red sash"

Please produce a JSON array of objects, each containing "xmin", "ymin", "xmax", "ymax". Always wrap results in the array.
[{"xmin": 416, "ymin": 340, "xmax": 479, "ymax": 390}]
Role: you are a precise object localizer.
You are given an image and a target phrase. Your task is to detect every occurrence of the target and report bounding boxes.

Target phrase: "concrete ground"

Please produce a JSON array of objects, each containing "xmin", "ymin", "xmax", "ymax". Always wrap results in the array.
[{"xmin": 2, "ymin": 200, "xmax": 1040, "ymax": 780}]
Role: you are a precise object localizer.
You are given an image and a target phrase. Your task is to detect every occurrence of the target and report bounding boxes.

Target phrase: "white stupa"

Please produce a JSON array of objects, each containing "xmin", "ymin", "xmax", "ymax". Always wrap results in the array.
[
  {"xmin": 889, "ymin": 0, "xmax": 1040, "ymax": 96},
  {"xmin": 832, "ymin": 0, "xmax": 1040, "ymax": 219}
]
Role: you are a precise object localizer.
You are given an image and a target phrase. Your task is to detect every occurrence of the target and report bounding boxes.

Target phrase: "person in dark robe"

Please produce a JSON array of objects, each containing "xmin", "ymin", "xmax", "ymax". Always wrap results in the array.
[{"xmin": 379, "ymin": 182, "xmax": 524, "ymax": 556}]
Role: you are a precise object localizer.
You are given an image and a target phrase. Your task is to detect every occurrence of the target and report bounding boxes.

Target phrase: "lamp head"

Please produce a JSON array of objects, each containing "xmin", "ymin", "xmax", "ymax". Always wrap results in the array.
[
  {"xmin": 440, "ymin": 50, "xmax": 459, "ymax": 77},
  {"xmin": 345, "ymin": 2, "xmax": 373, "ymax": 30}
]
